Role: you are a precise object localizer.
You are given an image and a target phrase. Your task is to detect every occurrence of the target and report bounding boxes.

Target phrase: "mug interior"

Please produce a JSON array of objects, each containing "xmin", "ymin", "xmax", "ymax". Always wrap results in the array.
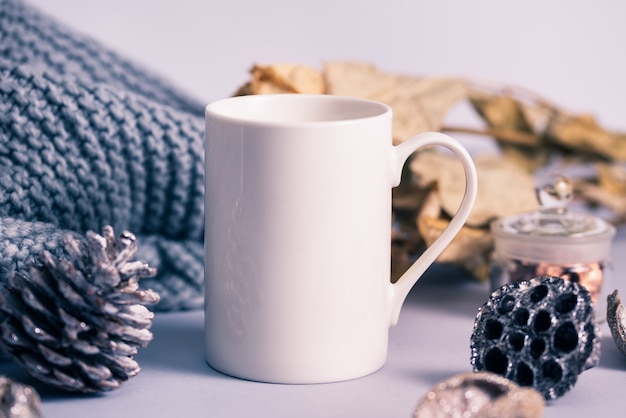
[{"xmin": 206, "ymin": 94, "xmax": 389, "ymax": 124}]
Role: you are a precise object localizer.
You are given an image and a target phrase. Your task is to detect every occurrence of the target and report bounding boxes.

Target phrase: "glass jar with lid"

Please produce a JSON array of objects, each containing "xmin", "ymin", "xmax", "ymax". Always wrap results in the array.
[{"xmin": 490, "ymin": 175, "xmax": 616, "ymax": 316}]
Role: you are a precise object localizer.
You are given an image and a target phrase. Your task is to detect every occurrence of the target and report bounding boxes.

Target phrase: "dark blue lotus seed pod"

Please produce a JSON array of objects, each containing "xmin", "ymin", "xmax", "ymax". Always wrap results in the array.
[{"xmin": 470, "ymin": 276, "xmax": 600, "ymax": 400}]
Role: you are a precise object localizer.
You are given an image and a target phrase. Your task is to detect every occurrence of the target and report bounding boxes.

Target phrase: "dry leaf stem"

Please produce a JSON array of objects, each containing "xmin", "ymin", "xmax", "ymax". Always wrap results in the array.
[
  {"xmin": 442, "ymin": 125, "xmax": 542, "ymax": 146},
  {"xmin": 465, "ymin": 77, "xmax": 562, "ymax": 113}
]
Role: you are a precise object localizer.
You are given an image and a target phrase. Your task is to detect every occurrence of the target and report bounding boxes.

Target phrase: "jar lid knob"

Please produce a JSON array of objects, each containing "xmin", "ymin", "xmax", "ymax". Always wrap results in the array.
[{"xmin": 536, "ymin": 174, "xmax": 573, "ymax": 215}]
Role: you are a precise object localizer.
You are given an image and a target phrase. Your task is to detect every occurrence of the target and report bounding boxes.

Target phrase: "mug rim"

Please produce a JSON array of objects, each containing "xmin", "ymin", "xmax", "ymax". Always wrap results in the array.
[{"xmin": 205, "ymin": 94, "xmax": 391, "ymax": 126}]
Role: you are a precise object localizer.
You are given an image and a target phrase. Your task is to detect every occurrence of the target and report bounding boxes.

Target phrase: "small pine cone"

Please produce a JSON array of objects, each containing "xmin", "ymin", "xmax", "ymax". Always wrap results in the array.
[{"xmin": 0, "ymin": 226, "xmax": 159, "ymax": 393}]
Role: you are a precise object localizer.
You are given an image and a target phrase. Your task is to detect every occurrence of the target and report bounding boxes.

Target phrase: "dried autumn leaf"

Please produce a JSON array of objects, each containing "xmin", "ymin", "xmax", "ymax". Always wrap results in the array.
[
  {"xmin": 392, "ymin": 180, "xmax": 432, "ymax": 211},
  {"xmin": 575, "ymin": 177, "xmax": 626, "ymax": 217},
  {"xmin": 418, "ymin": 215, "xmax": 493, "ymax": 263},
  {"xmin": 324, "ymin": 61, "xmax": 467, "ymax": 143},
  {"xmin": 416, "ymin": 190, "xmax": 493, "ymax": 279},
  {"xmin": 391, "ymin": 223, "xmax": 425, "ymax": 283},
  {"xmin": 388, "ymin": 77, "xmax": 468, "ymax": 143},
  {"xmin": 546, "ymin": 113, "xmax": 626, "ymax": 161},
  {"xmin": 469, "ymin": 91, "xmax": 548, "ymax": 171},
  {"xmin": 411, "ymin": 152, "xmax": 538, "ymax": 227},
  {"xmin": 597, "ymin": 162, "xmax": 626, "ymax": 194},
  {"xmin": 519, "ymin": 99, "xmax": 555, "ymax": 135},
  {"xmin": 323, "ymin": 61, "xmax": 397, "ymax": 99},
  {"xmin": 416, "ymin": 187, "xmax": 442, "ymax": 222},
  {"xmin": 391, "ymin": 243, "xmax": 413, "ymax": 283},
  {"xmin": 463, "ymin": 82, "xmax": 556, "ymax": 141},
  {"xmin": 234, "ymin": 63, "xmax": 325, "ymax": 95},
  {"xmin": 470, "ymin": 92, "xmax": 535, "ymax": 134}
]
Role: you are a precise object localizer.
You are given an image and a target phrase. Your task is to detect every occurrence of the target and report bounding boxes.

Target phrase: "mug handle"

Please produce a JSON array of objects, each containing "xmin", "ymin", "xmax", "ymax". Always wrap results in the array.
[{"xmin": 388, "ymin": 132, "xmax": 478, "ymax": 326}]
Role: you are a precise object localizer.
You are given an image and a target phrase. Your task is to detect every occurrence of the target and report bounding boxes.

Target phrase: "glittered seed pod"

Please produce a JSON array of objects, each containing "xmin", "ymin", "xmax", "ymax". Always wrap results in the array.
[
  {"xmin": 607, "ymin": 289, "xmax": 626, "ymax": 357},
  {"xmin": 470, "ymin": 276, "xmax": 600, "ymax": 400},
  {"xmin": 0, "ymin": 226, "xmax": 159, "ymax": 393},
  {"xmin": 413, "ymin": 371, "xmax": 545, "ymax": 418}
]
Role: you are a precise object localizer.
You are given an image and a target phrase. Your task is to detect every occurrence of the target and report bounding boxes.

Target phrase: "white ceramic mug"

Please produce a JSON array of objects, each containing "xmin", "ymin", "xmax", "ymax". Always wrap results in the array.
[{"xmin": 204, "ymin": 94, "xmax": 477, "ymax": 384}]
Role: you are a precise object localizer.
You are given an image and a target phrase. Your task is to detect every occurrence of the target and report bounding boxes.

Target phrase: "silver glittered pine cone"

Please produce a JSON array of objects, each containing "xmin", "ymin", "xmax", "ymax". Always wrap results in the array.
[{"xmin": 0, "ymin": 226, "xmax": 160, "ymax": 393}]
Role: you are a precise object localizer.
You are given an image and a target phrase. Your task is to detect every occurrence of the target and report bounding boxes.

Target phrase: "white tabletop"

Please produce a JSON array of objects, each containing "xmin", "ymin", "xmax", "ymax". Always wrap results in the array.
[{"xmin": 0, "ymin": 226, "xmax": 622, "ymax": 417}]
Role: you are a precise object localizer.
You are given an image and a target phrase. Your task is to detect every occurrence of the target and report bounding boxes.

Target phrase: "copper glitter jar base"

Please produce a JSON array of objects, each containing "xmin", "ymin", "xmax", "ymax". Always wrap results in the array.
[{"xmin": 491, "ymin": 258, "xmax": 606, "ymax": 305}]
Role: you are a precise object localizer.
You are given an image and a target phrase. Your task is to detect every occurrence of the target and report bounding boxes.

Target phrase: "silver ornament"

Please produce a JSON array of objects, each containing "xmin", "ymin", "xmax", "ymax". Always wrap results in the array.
[
  {"xmin": 413, "ymin": 371, "xmax": 544, "ymax": 418},
  {"xmin": 0, "ymin": 376, "xmax": 43, "ymax": 418}
]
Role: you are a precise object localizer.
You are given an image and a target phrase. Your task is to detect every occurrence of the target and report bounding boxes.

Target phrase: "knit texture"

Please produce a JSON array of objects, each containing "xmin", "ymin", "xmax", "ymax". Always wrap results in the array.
[{"xmin": 0, "ymin": 0, "xmax": 206, "ymax": 310}]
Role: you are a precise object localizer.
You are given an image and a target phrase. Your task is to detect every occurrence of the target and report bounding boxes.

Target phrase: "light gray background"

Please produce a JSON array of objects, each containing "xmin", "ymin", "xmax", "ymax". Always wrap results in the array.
[
  {"xmin": 28, "ymin": 0, "xmax": 626, "ymax": 130},
  {"xmin": 14, "ymin": 1, "xmax": 626, "ymax": 417}
]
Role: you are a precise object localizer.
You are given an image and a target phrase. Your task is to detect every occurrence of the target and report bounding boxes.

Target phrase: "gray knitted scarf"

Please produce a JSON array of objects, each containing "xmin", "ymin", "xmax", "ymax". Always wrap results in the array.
[{"xmin": 0, "ymin": 0, "xmax": 206, "ymax": 311}]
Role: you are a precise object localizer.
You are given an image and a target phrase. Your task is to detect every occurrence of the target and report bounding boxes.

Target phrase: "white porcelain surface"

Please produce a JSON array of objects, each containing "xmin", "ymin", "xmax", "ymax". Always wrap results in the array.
[{"xmin": 205, "ymin": 94, "xmax": 477, "ymax": 383}]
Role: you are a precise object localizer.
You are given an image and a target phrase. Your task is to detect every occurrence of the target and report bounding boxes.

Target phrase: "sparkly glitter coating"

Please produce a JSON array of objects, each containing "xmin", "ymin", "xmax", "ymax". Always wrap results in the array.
[
  {"xmin": 607, "ymin": 290, "xmax": 626, "ymax": 357},
  {"xmin": 0, "ymin": 376, "xmax": 42, "ymax": 418},
  {"xmin": 413, "ymin": 371, "xmax": 544, "ymax": 418},
  {"xmin": 0, "ymin": 227, "xmax": 159, "ymax": 392},
  {"xmin": 470, "ymin": 276, "xmax": 600, "ymax": 400},
  {"xmin": 491, "ymin": 257, "xmax": 605, "ymax": 304}
]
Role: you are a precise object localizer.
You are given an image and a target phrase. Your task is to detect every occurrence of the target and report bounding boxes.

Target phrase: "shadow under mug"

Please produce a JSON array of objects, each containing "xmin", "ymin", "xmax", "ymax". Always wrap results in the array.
[{"xmin": 205, "ymin": 94, "xmax": 477, "ymax": 384}]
